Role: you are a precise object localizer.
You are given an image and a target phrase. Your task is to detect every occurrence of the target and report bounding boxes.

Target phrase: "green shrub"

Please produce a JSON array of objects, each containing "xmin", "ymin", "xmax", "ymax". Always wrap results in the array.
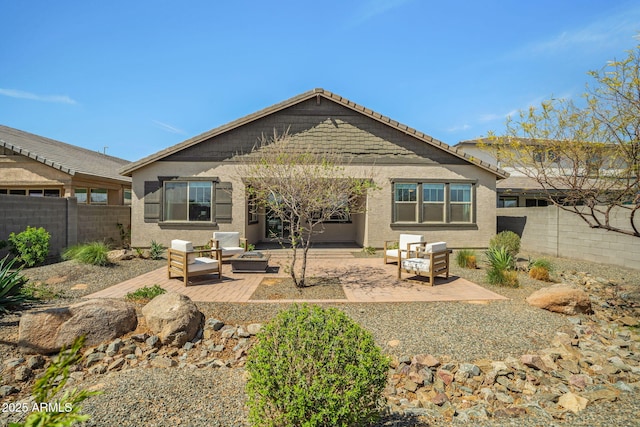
[
  {"xmin": 246, "ymin": 304, "xmax": 389, "ymax": 427},
  {"xmin": 489, "ymin": 231, "xmax": 521, "ymax": 259},
  {"xmin": 242, "ymin": 241, "xmax": 256, "ymax": 252},
  {"xmin": 10, "ymin": 336, "xmax": 100, "ymax": 427},
  {"xmin": 0, "ymin": 256, "xmax": 30, "ymax": 313},
  {"xmin": 455, "ymin": 249, "xmax": 477, "ymax": 269},
  {"xmin": 362, "ymin": 246, "xmax": 376, "ymax": 255},
  {"xmin": 126, "ymin": 284, "xmax": 166, "ymax": 301},
  {"xmin": 485, "ymin": 246, "xmax": 519, "ymax": 287},
  {"xmin": 149, "ymin": 240, "xmax": 165, "ymax": 260},
  {"xmin": 62, "ymin": 242, "xmax": 111, "ymax": 266},
  {"xmin": 8, "ymin": 226, "xmax": 50, "ymax": 267},
  {"xmin": 528, "ymin": 258, "xmax": 553, "ymax": 281}
]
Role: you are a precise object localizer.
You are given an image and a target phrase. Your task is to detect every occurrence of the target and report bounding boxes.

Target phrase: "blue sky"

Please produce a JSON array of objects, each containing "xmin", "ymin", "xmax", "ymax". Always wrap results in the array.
[{"xmin": 1, "ymin": 1, "xmax": 639, "ymax": 161}]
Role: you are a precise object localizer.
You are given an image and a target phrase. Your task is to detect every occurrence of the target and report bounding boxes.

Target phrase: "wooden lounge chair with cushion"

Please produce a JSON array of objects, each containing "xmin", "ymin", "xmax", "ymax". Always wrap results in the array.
[
  {"xmin": 168, "ymin": 239, "xmax": 222, "ymax": 286},
  {"xmin": 384, "ymin": 234, "xmax": 425, "ymax": 264},
  {"xmin": 210, "ymin": 232, "xmax": 248, "ymax": 259},
  {"xmin": 398, "ymin": 241, "xmax": 451, "ymax": 285}
]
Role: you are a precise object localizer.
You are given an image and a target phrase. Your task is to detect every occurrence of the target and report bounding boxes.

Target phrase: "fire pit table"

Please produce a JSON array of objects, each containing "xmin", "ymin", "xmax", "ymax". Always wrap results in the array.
[{"xmin": 229, "ymin": 251, "xmax": 271, "ymax": 273}]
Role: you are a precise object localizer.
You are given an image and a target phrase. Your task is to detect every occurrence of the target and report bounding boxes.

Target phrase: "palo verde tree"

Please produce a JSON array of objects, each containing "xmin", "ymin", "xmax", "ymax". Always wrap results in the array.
[
  {"xmin": 487, "ymin": 44, "xmax": 640, "ymax": 237},
  {"xmin": 240, "ymin": 129, "xmax": 377, "ymax": 287}
]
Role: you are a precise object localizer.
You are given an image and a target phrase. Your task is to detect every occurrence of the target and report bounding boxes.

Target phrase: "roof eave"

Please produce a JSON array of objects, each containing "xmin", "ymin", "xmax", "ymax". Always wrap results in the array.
[{"xmin": 0, "ymin": 139, "xmax": 76, "ymax": 175}]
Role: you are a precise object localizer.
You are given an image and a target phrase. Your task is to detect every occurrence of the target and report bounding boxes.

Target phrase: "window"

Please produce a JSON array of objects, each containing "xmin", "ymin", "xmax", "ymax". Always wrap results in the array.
[
  {"xmin": 10, "ymin": 189, "xmax": 26, "ymax": 195},
  {"xmin": 90, "ymin": 189, "xmax": 108, "ymax": 204},
  {"xmin": 394, "ymin": 183, "xmax": 418, "ymax": 222},
  {"xmin": 247, "ymin": 190, "xmax": 259, "ymax": 224},
  {"xmin": 124, "ymin": 189, "xmax": 132, "ymax": 205},
  {"xmin": 525, "ymin": 198, "xmax": 549, "ymax": 207},
  {"xmin": 450, "ymin": 184, "xmax": 472, "ymax": 222},
  {"xmin": 498, "ymin": 197, "xmax": 518, "ymax": 208},
  {"xmin": 44, "ymin": 189, "xmax": 61, "ymax": 197},
  {"xmin": 392, "ymin": 181, "xmax": 474, "ymax": 224},
  {"xmin": 75, "ymin": 188, "xmax": 87, "ymax": 203},
  {"xmin": 164, "ymin": 181, "xmax": 212, "ymax": 222},
  {"xmin": 422, "ymin": 184, "xmax": 445, "ymax": 222}
]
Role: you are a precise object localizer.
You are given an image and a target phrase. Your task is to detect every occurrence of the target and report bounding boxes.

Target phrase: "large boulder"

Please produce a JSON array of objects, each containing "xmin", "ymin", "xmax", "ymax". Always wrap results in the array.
[
  {"xmin": 526, "ymin": 284, "xmax": 592, "ymax": 315},
  {"xmin": 141, "ymin": 293, "xmax": 204, "ymax": 347},
  {"xmin": 18, "ymin": 299, "xmax": 137, "ymax": 354}
]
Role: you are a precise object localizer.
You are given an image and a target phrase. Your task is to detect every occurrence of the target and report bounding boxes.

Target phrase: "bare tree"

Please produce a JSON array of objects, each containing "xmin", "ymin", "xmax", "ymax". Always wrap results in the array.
[
  {"xmin": 487, "ymin": 44, "xmax": 640, "ymax": 237},
  {"xmin": 239, "ymin": 129, "xmax": 378, "ymax": 287}
]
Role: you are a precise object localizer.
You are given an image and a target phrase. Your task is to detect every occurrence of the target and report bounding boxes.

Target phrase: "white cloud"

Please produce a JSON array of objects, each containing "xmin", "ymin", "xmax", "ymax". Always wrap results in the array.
[
  {"xmin": 446, "ymin": 123, "xmax": 470, "ymax": 132},
  {"xmin": 0, "ymin": 88, "xmax": 77, "ymax": 104},
  {"xmin": 152, "ymin": 120, "xmax": 187, "ymax": 135},
  {"xmin": 524, "ymin": 6, "xmax": 639, "ymax": 58},
  {"xmin": 351, "ymin": 0, "xmax": 414, "ymax": 25}
]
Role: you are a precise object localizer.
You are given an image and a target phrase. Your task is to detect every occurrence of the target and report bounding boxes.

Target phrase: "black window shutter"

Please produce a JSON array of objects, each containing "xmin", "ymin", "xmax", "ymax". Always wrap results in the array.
[
  {"xmin": 215, "ymin": 182, "xmax": 232, "ymax": 223},
  {"xmin": 144, "ymin": 181, "xmax": 161, "ymax": 223}
]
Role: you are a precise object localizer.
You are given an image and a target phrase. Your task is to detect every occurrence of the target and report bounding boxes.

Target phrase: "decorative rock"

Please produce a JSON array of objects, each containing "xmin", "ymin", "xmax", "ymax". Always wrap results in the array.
[
  {"xmin": 206, "ymin": 319, "xmax": 224, "ymax": 331},
  {"xmin": 526, "ymin": 284, "xmax": 592, "ymax": 315},
  {"xmin": 436, "ymin": 369, "xmax": 454, "ymax": 386},
  {"xmin": 247, "ymin": 323, "xmax": 262, "ymax": 335},
  {"xmin": 403, "ymin": 380, "xmax": 419, "ymax": 392},
  {"xmin": 558, "ymin": 392, "xmax": 588, "ymax": 413},
  {"xmin": 146, "ymin": 335, "xmax": 160, "ymax": 348},
  {"xmin": 26, "ymin": 355, "xmax": 45, "ymax": 370},
  {"xmin": 142, "ymin": 293, "xmax": 204, "ymax": 347},
  {"xmin": 220, "ymin": 325, "xmax": 237, "ymax": 339},
  {"xmin": 431, "ymin": 392, "xmax": 448, "ymax": 406},
  {"xmin": 107, "ymin": 358, "xmax": 126, "ymax": 371},
  {"xmin": 85, "ymin": 352, "xmax": 106, "ymax": 367},
  {"xmin": 18, "ymin": 299, "xmax": 137, "ymax": 354},
  {"xmin": 618, "ymin": 316, "xmax": 638, "ymax": 327},
  {"xmin": 150, "ymin": 356, "xmax": 177, "ymax": 368},
  {"xmin": 521, "ymin": 354, "xmax": 547, "ymax": 371},
  {"xmin": 14, "ymin": 366, "xmax": 32, "ymax": 382},
  {"xmin": 413, "ymin": 353, "xmax": 440, "ymax": 369},
  {"xmin": 0, "ymin": 385, "xmax": 19, "ymax": 397}
]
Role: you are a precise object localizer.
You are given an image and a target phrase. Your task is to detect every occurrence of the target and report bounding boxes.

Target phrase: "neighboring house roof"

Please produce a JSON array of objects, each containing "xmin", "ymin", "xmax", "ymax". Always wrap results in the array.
[
  {"xmin": 0, "ymin": 125, "xmax": 131, "ymax": 183},
  {"xmin": 120, "ymin": 88, "xmax": 508, "ymax": 179}
]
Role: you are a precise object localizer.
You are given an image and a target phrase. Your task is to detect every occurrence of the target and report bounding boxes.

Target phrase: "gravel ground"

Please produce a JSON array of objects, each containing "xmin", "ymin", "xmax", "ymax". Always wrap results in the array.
[{"xmin": 2, "ymin": 251, "xmax": 639, "ymax": 426}]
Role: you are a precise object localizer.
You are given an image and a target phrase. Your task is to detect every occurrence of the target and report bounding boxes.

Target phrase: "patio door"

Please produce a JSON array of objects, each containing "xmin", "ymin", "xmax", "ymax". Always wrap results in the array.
[{"xmin": 265, "ymin": 208, "xmax": 291, "ymax": 240}]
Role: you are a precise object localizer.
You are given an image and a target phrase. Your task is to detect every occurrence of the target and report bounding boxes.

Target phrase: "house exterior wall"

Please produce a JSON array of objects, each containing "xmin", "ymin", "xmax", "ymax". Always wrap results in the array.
[
  {"xmin": 128, "ymin": 96, "xmax": 499, "ymax": 249},
  {"xmin": 0, "ymin": 154, "xmax": 130, "ymax": 205},
  {"xmin": 130, "ymin": 161, "xmax": 497, "ymax": 249}
]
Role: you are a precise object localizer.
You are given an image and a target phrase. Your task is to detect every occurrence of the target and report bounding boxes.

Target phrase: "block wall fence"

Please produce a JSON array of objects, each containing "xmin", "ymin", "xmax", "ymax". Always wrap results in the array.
[
  {"xmin": 0, "ymin": 194, "xmax": 131, "ymax": 260},
  {"xmin": 498, "ymin": 206, "xmax": 639, "ymax": 270}
]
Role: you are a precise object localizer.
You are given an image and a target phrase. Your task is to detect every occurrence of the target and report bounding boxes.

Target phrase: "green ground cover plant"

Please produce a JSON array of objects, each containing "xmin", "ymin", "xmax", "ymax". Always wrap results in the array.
[
  {"xmin": 149, "ymin": 240, "xmax": 165, "ymax": 260},
  {"xmin": 125, "ymin": 284, "xmax": 166, "ymax": 302},
  {"xmin": 246, "ymin": 304, "xmax": 389, "ymax": 427},
  {"xmin": 455, "ymin": 249, "xmax": 477, "ymax": 269},
  {"xmin": 485, "ymin": 246, "xmax": 519, "ymax": 287}
]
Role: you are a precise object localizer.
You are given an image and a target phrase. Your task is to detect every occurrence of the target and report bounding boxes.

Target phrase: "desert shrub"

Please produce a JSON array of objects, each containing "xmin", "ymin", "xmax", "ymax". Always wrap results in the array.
[
  {"xmin": 455, "ymin": 249, "xmax": 477, "ymax": 269},
  {"xmin": 8, "ymin": 226, "xmax": 50, "ymax": 267},
  {"xmin": 62, "ymin": 242, "xmax": 111, "ymax": 266},
  {"xmin": 246, "ymin": 304, "xmax": 389, "ymax": 427},
  {"xmin": 10, "ymin": 336, "xmax": 100, "ymax": 427},
  {"xmin": 126, "ymin": 284, "xmax": 166, "ymax": 302},
  {"xmin": 149, "ymin": 240, "xmax": 165, "ymax": 260},
  {"xmin": 528, "ymin": 258, "xmax": 553, "ymax": 281},
  {"xmin": 485, "ymin": 246, "xmax": 519, "ymax": 287},
  {"xmin": 0, "ymin": 256, "xmax": 30, "ymax": 313},
  {"xmin": 489, "ymin": 231, "xmax": 521, "ymax": 259},
  {"xmin": 362, "ymin": 246, "xmax": 376, "ymax": 255}
]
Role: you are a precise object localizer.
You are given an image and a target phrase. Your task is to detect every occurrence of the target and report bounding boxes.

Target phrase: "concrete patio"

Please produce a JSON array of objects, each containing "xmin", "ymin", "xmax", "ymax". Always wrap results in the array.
[{"xmin": 84, "ymin": 250, "xmax": 507, "ymax": 303}]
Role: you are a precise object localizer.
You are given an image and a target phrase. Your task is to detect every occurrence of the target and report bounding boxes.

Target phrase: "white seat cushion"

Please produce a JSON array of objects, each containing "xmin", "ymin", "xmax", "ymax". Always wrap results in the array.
[
  {"xmin": 221, "ymin": 247, "xmax": 245, "ymax": 256},
  {"xmin": 171, "ymin": 239, "xmax": 193, "ymax": 252},
  {"xmin": 213, "ymin": 232, "xmax": 240, "ymax": 248},
  {"xmin": 402, "ymin": 258, "xmax": 432, "ymax": 273},
  {"xmin": 386, "ymin": 249, "xmax": 406, "ymax": 259},
  {"xmin": 425, "ymin": 242, "xmax": 447, "ymax": 253},
  {"xmin": 399, "ymin": 234, "xmax": 424, "ymax": 250},
  {"xmin": 190, "ymin": 258, "xmax": 219, "ymax": 273}
]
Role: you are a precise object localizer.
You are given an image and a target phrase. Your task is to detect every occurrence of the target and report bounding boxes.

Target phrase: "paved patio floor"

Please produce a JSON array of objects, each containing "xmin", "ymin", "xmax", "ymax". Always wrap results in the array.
[{"xmin": 84, "ymin": 255, "xmax": 507, "ymax": 303}]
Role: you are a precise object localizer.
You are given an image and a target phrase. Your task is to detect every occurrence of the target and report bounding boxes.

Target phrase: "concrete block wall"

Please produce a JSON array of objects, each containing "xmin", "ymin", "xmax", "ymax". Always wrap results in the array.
[
  {"xmin": 77, "ymin": 204, "xmax": 131, "ymax": 246},
  {"xmin": 0, "ymin": 194, "xmax": 131, "ymax": 261},
  {"xmin": 498, "ymin": 206, "xmax": 639, "ymax": 270}
]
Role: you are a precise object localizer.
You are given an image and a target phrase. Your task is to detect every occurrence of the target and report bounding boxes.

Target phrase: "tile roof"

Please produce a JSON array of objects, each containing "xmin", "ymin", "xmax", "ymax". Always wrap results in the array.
[
  {"xmin": 0, "ymin": 125, "xmax": 131, "ymax": 183},
  {"xmin": 120, "ymin": 88, "xmax": 508, "ymax": 179}
]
